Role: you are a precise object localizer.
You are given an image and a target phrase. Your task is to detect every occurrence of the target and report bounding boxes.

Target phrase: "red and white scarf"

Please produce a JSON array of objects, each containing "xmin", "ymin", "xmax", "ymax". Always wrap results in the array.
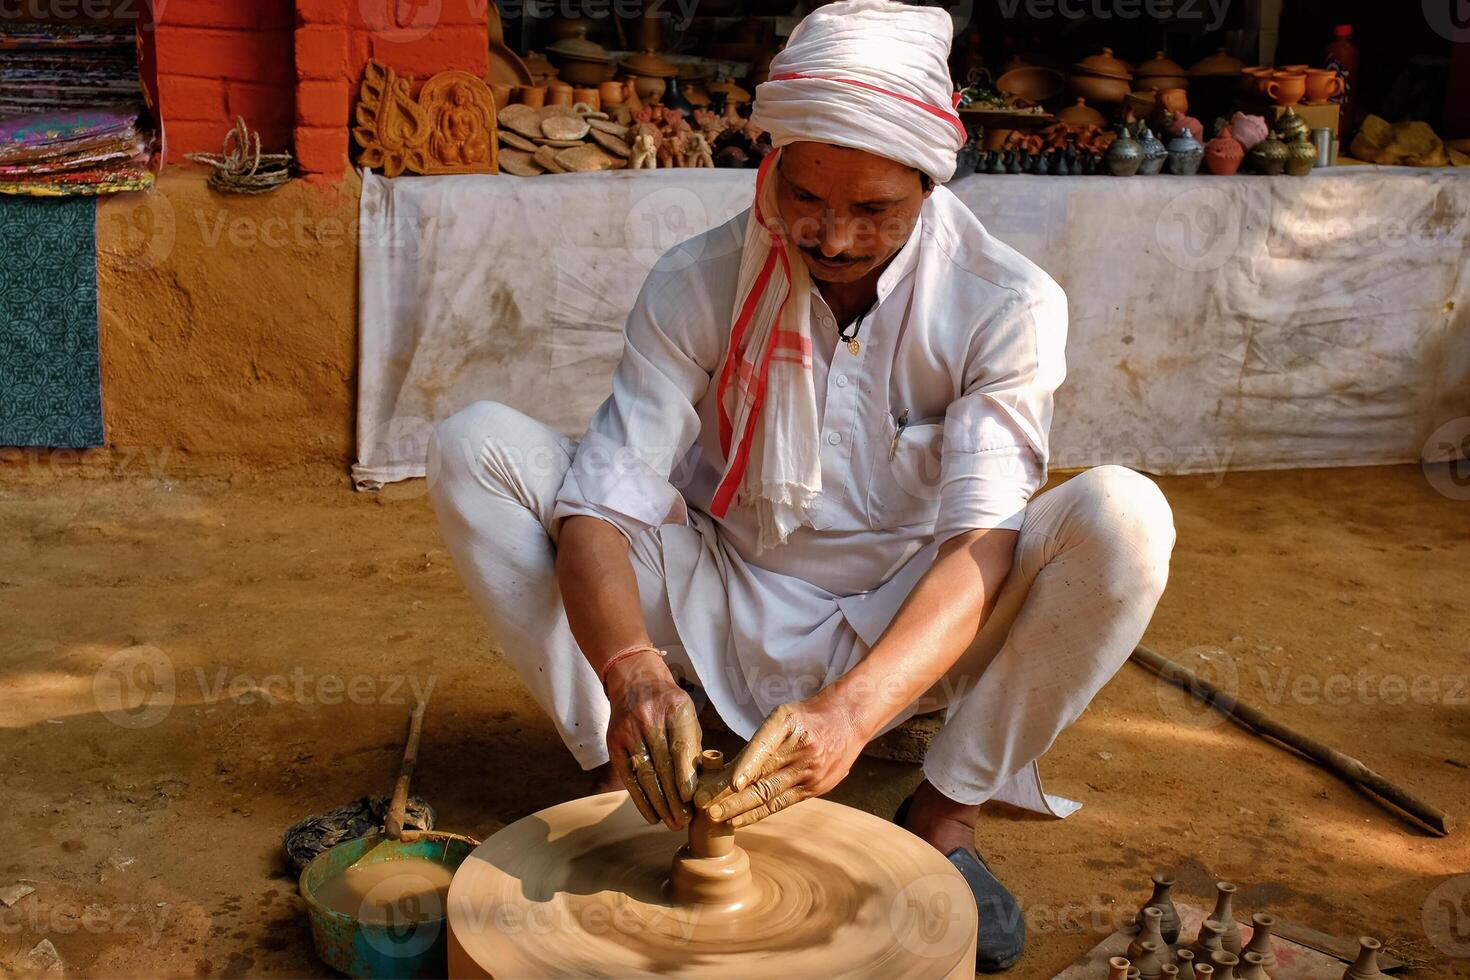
[{"xmin": 711, "ymin": 149, "xmax": 820, "ymax": 550}]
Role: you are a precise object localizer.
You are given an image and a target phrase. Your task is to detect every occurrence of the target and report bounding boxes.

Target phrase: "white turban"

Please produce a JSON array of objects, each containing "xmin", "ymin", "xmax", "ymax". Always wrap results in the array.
[{"xmin": 750, "ymin": 0, "xmax": 965, "ymax": 184}]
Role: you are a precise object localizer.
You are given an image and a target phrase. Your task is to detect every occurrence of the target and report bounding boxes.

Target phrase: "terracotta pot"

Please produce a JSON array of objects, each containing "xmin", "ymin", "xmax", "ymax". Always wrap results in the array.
[
  {"xmin": 1191, "ymin": 48, "xmax": 1247, "ymax": 76},
  {"xmin": 515, "ymin": 85, "xmax": 546, "ymax": 108},
  {"xmin": 1278, "ymin": 63, "xmax": 1309, "ymax": 73},
  {"xmin": 1265, "ymin": 71, "xmax": 1306, "ymax": 106},
  {"xmin": 996, "ymin": 66, "xmax": 1065, "ymax": 105},
  {"xmin": 1156, "ymin": 88, "xmax": 1189, "ymax": 116},
  {"xmin": 628, "ymin": 72, "xmax": 665, "ymax": 104},
  {"xmin": 1240, "ymin": 66, "xmax": 1271, "ymax": 95},
  {"xmin": 1070, "ymin": 73, "xmax": 1130, "ymax": 104},
  {"xmin": 599, "ymin": 80, "xmax": 625, "ymax": 106},
  {"xmin": 556, "ymin": 58, "xmax": 612, "ymax": 86},
  {"xmin": 488, "ymin": 82, "xmax": 513, "ymax": 110},
  {"xmin": 1304, "ymin": 69, "xmax": 1344, "ymax": 103},
  {"xmin": 1137, "ymin": 51, "xmax": 1186, "ymax": 78},
  {"xmin": 981, "ymin": 126, "xmax": 1015, "ymax": 151},
  {"xmin": 1169, "ymin": 113, "xmax": 1204, "ymax": 143},
  {"xmin": 1204, "ymin": 124, "xmax": 1245, "ymax": 174},
  {"xmin": 1073, "ymin": 47, "xmax": 1132, "ymax": 80},
  {"xmin": 1135, "ymin": 74, "xmax": 1189, "ymax": 92},
  {"xmin": 547, "ymin": 78, "xmax": 575, "ymax": 107},
  {"xmin": 1057, "ymin": 97, "xmax": 1107, "ymax": 129},
  {"xmin": 572, "ymin": 87, "xmax": 600, "ymax": 111},
  {"xmin": 1286, "ymin": 131, "xmax": 1319, "ymax": 175}
]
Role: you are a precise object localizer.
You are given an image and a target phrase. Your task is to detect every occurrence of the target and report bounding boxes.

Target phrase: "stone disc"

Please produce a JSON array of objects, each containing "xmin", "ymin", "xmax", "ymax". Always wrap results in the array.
[{"xmin": 447, "ymin": 792, "xmax": 977, "ymax": 979}]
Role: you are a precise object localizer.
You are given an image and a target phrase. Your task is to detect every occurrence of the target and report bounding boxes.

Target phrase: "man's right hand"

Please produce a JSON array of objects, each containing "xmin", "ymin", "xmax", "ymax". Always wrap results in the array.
[{"xmin": 604, "ymin": 650, "xmax": 701, "ymax": 830}]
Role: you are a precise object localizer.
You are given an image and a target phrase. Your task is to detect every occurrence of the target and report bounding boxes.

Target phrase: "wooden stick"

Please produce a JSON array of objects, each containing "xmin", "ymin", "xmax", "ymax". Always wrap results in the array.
[
  {"xmin": 385, "ymin": 699, "xmax": 428, "ymax": 841},
  {"xmin": 1131, "ymin": 644, "xmax": 1453, "ymax": 836}
]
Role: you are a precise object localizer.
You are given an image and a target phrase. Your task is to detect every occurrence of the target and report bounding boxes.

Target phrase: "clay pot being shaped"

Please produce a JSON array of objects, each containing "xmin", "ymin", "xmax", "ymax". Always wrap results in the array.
[
  {"xmin": 1137, "ymin": 127, "xmax": 1167, "ymax": 174},
  {"xmin": 1166, "ymin": 127, "xmax": 1204, "ymax": 174},
  {"xmin": 1242, "ymin": 913, "xmax": 1278, "ymax": 973},
  {"xmin": 1343, "ymin": 936, "xmax": 1387, "ymax": 980},
  {"xmin": 1229, "ymin": 111, "xmax": 1269, "ymax": 150},
  {"xmin": 1105, "ymin": 126, "xmax": 1144, "ymax": 175},
  {"xmin": 1129, "ymin": 906, "xmax": 1169, "ymax": 962},
  {"xmin": 1058, "ymin": 97, "xmax": 1108, "ymax": 129},
  {"xmin": 1305, "ymin": 68, "xmax": 1345, "ymax": 104},
  {"xmin": 1204, "ymin": 123, "xmax": 1245, "ymax": 174},
  {"xmin": 1265, "ymin": 71, "xmax": 1306, "ymax": 106},
  {"xmin": 1210, "ymin": 882, "xmax": 1243, "ymax": 954},
  {"xmin": 1286, "ymin": 130, "xmax": 1319, "ymax": 175}
]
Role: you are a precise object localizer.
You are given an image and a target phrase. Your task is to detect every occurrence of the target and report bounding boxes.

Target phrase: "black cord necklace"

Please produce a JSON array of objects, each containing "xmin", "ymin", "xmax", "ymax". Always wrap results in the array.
[{"xmin": 837, "ymin": 304, "xmax": 877, "ymax": 356}]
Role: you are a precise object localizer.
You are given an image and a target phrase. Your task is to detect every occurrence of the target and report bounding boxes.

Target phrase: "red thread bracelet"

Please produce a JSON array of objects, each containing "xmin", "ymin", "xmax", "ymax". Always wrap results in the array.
[{"xmin": 597, "ymin": 644, "xmax": 664, "ymax": 689}]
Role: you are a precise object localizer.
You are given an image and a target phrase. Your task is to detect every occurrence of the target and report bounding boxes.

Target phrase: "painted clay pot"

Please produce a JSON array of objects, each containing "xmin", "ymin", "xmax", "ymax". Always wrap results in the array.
[
  {"xmin": 1275, "ymin": 105, "xmax": 1310, "ymax": 145},
  {"xmin": 1242, "ymin": 913, "xmax": 1278, "ymax": 973},
  {"xmin": 1169, "ymin": 113, "xmax": 1205, "ymax": 144},
  {"xmin": 1166, "ymin": 128, "xmax": 1204, "ymax": 174},
  {"xmin": 1104, "ymin": 126, "xmax": 1144, "ymax": 175},
  {"xmin": 1343, "ymin": 936, "xmax": 1386, "ymax": 980},
  {"xmin": 1137, "ymin": 127, "xmax": 1167, "ymax": 174},
  {"xmin": 1210, "ymin": 882, "xmax": 1243, "ymax": 954},
  {"xmin": 1229, "ymin": 112, "xmax": 1269, "ymax": 150},
  {"xmin": 1129, "ymin": 906, "xmax": 1169, "ymax": 961},
  {"xmin": 1286, "ymin": 131, "xmax": 1319, "ymax": 175},
  {"xmin": 1204, "ymin": 123, "xmax": 1245, "ymax": 174},
  {"xmin": 1305, "ymin": 68, "xmax": 1345, "ymax": 104},
  {"xmin": 1265, "ymin": 71, "xmax": 1306, "ymax": 106},
  {"xmin": 1249, "ymin": 132, "xmax": 1288, "ymax": 174}
]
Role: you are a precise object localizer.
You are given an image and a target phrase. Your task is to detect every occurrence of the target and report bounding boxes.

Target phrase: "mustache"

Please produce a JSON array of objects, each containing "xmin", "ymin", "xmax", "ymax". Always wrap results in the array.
[{"xmin": 798, "ymin": 243, "xmax": 869, "ymax": 266}]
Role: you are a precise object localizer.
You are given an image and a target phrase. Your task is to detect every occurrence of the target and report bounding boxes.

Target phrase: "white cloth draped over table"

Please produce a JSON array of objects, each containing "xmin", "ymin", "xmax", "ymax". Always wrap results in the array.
[{"xmin": 355, "ymin": 166, "xmax": 1470, "ymax": 490}]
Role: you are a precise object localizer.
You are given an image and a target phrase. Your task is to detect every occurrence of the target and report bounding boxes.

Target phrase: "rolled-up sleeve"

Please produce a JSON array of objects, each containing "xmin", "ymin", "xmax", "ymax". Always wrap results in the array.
[
  {"xmin": 934, "ymin": 281, "xmax": 1068, "ymax": 543},
  {"xmin": 552, "ymin": 257, "xmax": 724, "ymax": 542}
]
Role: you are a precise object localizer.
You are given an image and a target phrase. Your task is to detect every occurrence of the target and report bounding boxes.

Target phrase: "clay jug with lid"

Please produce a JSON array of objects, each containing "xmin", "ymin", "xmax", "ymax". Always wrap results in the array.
[
  {"xmin": 1137, "ymin": 127, "xmax": 1167, "ymax": 174},
  {"xmin": 1248, "ymin": 131, "xmax": 1288, "ymax": 174},
  {"xmin": 1105, "ymin": 125, "xmax": 1143, "ymax": 175},
  {"xmin": 1205, "ymin": 123, "xmax": 1245, "ymax": 174},
  {"xmin": 1286, "ymin": 130, "xmax": 1318, "ymax": 174},
  {"xmin": 1166, "ymin": 127, "xmax": 1203, "ymax": 174}
]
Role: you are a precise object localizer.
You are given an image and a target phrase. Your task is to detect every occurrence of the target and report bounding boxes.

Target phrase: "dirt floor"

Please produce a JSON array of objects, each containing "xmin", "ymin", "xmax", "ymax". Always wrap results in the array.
[{"xmin": 1, "ymin": 458, "xmax": 1467, "ymax": 979}]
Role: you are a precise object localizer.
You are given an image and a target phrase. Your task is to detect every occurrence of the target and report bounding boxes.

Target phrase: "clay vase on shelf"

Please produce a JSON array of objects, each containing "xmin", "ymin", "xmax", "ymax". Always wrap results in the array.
[
  {"xmin": 1241, "ymin": 912, "xmax": 1278, "ymax": 973},
  {"xmin": 1204, "ymin": 123, "xmax": 1245, "ymax": 174},
  {"xmin": 1138, "ymin": 127, "xmax": 1167, "ymax": 174},
  {"xmin": 1194, "ymin": 964, "xmax": 1215, "ymax": 980},
  {"xmin": 1210, "ymin": 883, "xmax": 1243, "ymax": 954},
  {"xmin": 1135, "ymin": 941, "xmax": 1165, "ymax": 980},
  {"xmin": 1174, "ymin": 947, "xmax": 1198, "ymax": 980},
  {"xmin": 1265, "ymin": 71, "xmax": 1306, "ymax": 107},
  {"xmin": 572, "ymin": 87, "xmax": 600, "ymax": 111},
  {"xmin": 1058, "ymin": 97, "xmax": 1108, "ymax": 129},
  {"xmin": 1237, "ymin": 952, "xmax": 1268, "ymax": 980},
  {"xmin": 1343, "ymin": 936, "xmax": 1387, "ymax": 980},
  {"xmin": 1209, "ymin": 950, "xmax": 1239, "ymax": 980},
  {"xmin": 1276, "ymin": 105, "xmax": 1310, "ymax": 145},
  {"xmin": 1249, "ymin": 130, "xmax": 1288, "ymax": 174},
  {"xmin": 1191, "ymin": 918, "xmax": 1226, "ymax": 961},
  {"xmin": 1229, "ymin": 111, "xmax": 1269, "ymax": 150},
  {"xmin": 1107, "ymin": 956, "xmax": 1132, "ymax": 980},
  {"xmin": 599, "ymin": 80, "xmax": 625, "ymax": 107},
  {"xmin": 1104, "ymin": 126, "xmax": 1143, "ymax": 175},
  {"xmin": 1286, "ymin": 130, "xmax": 1318, "ymax": 175},
  {"xmin": 546, "ymin": 77, "xmax": 575, "ymax": 107},
  {"xmin": 516, "ymin": 84, "xmax": 547, "ymax": 108},
  {"xmin": 1166, "ymin": 127, "xmax": 1203, "ymax": 174},
  {"xmin": 1305, "ymin": 68, "xmax": 1345, "ymax": 104},
  {"xmin": 1130, "ymin": 906, "xmax": 1169, "ymax": 961}
]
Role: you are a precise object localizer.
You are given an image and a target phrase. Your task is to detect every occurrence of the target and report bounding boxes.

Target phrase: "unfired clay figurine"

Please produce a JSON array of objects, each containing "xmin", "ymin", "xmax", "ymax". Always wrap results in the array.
[{"xmin": 630, "ymin": 130, "xmax": 658, "ymax": 169}]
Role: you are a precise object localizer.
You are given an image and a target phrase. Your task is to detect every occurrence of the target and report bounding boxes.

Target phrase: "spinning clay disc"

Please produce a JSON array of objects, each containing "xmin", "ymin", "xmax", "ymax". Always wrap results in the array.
[{"xmin": 447, "ymin": 792, "xmax": 977, "ymax": 978}]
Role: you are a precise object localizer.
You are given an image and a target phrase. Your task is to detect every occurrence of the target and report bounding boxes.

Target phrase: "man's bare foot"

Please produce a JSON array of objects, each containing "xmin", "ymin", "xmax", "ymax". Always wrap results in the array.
[
  {"xmin": 901, "ymin": 778, "xmax": 981, "ymax": 860},
  {"xmin": 589, "ymin": 761, "xmax": 623, "ymax": 795}
]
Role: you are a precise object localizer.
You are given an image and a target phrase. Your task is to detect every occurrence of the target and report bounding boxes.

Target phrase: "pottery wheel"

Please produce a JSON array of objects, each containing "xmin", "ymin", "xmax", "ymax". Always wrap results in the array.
[{"xmin": 447, "ymin": 792, "xmax": 977, "ymax": 978}]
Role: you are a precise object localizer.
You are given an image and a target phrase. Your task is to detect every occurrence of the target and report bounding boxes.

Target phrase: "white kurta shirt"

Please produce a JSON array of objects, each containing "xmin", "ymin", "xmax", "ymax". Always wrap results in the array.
[{"xmin": 552, "ymin": 185, "xmax": 1068, "ymax": 784}]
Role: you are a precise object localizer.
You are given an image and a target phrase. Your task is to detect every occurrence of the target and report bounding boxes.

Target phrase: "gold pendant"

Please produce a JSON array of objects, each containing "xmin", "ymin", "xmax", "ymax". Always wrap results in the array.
[{"xmin": 847, "ymin": 338, "xmax": 862, "ymax": 356}]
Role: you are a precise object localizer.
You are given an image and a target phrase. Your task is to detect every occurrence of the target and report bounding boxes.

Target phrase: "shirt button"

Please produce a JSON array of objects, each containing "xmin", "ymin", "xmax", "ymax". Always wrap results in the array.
[
  {"xmin": 826, "ymin": 431, "xmax": 842, "ymax": 446},
  {"xmin": 835, "ymin": 374, "xmax": 849, "ymax": 388}
]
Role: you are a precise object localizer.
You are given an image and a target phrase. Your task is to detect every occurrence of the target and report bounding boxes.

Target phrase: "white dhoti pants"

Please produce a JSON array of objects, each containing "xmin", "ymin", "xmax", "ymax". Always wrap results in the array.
[{"xmin": 428, "ymin": 402, "xmax": 1175, "ymax": 812}]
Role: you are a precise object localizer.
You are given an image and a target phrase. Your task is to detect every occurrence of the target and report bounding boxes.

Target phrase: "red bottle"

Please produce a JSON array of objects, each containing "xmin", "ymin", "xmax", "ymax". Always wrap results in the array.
[{"xmin": 1324, "ymin": 24, "xmax": 1360, "ymax": 138}]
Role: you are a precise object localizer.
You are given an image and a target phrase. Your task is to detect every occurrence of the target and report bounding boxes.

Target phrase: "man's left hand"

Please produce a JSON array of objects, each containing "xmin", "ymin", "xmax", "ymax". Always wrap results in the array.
[{"xmin": 694, "ymin": 692, "xmax": 866, "ymax": 828}]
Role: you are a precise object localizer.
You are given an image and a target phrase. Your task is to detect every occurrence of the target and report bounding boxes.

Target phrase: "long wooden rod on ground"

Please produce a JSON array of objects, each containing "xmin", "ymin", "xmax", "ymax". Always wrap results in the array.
[
  {"xmin": 1130, "ymin": 644, "xmax": 1453, "ymax": 837},
  {"xmin": 385, "ymin": 699, "xmax": 428, "ymax": 840}
]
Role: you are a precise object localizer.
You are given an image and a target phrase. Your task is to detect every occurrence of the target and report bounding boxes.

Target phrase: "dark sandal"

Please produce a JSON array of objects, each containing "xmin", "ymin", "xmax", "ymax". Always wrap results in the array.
[{"xmin": 893, "ymin": 794, "xmax": 1026, "ymax": 973}]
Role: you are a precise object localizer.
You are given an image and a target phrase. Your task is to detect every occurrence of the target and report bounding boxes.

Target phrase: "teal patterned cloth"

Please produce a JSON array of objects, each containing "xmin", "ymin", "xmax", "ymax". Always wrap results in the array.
[{"xmin": 0, "ymin": 195, "xmax": 102, "ymax": 447}]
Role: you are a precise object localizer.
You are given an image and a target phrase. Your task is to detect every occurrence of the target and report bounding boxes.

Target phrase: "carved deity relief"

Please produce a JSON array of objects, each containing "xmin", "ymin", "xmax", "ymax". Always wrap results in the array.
[{"xmin": 354, "ymin": 61, "xmax": 499, "ymax": 177}]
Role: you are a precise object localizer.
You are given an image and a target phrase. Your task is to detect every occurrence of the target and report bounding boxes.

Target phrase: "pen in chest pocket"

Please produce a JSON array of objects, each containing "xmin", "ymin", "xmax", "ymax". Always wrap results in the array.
[{"xmin": 889, "ymin": 408, "xmax": 909, "ymax": 460}]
